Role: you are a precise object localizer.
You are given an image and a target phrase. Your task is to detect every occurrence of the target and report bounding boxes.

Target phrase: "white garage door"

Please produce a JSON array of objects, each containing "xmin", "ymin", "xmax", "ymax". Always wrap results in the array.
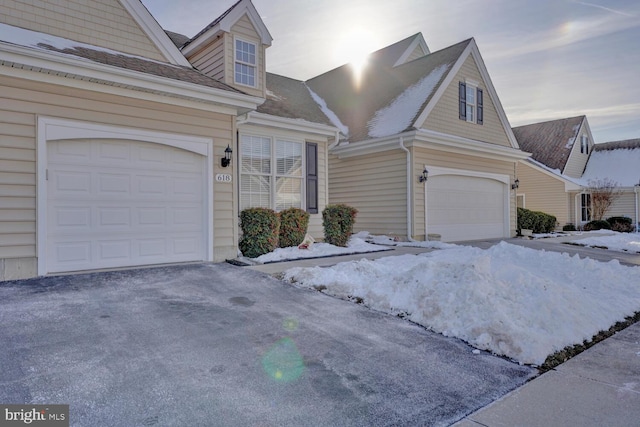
[
  {"xmin": 427, "ymin": 175, "xmax": 507, "ymax": 242},
  {"xmin": 47, "ymin": 139, "xmax": 206, "ymax": 273}
]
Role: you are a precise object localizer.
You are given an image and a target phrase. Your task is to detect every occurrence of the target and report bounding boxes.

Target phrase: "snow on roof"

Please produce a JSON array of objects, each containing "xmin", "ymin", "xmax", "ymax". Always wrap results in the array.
[
  {"xmin": 582, "ymin": 147, "xmax": 640, "ymax": 187},
  {"xmin": 367, "ymin": 64, "xmax": 449, "ymax": 138},
  {"xmin": 305, "ymin": 84, "xmax": 349, "ymax": 136}
]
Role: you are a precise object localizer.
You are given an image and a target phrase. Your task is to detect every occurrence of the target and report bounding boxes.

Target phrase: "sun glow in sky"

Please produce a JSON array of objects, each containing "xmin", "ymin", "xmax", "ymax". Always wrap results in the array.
[{"xmin": 143, "ymin": 0, "xmax": 640, "ymax": 143}]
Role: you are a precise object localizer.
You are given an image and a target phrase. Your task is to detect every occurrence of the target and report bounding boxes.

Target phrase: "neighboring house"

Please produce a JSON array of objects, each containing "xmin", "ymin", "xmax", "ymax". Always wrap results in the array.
[
  {"xmin": 513, "ymin": 116, "xmax": 640, "ymax": 229},
  {"xmin": 0, "ymin": 0, "xmax": 263, "ymax": 280},
  {"xmin": 307, "ymin": 34, "xmax": 528, "ymax": 242}
]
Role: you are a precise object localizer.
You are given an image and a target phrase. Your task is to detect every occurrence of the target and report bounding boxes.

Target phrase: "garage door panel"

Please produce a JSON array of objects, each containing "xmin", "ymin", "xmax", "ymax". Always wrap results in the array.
[
  {"xmin": 47, "ymin": 139, "xmax": 206, "ymax": 273},
  {"xmin": 428, "ymin": 175, "xmax": 507, "ymax": 242}
]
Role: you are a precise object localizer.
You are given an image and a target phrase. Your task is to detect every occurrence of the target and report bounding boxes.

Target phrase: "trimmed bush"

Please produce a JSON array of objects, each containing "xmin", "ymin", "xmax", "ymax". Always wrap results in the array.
[
  {"xmin": 606, "ymin": 216, "xmax": 634, "ymax": 233},
  {"xmin": 583, "ymin": 220, "xmax": 611, "ymax": 231},
  {"xmin": 562, "ymin": 223, "xmax": 576, "ymax": 232},
  {"xmin": 517, "ymin": 207, "xmax": 557, "ymax": 234},
  {"xmin": 322, "ymin": 204, "xmax": 358, "ymax": 247},
  {"xmin": 279, "ymin": 208, "xmax": 310, "ymax": 248},
  {"xmin": 239, "ymin": 208, "xmax": 280, "ymax": 258}
]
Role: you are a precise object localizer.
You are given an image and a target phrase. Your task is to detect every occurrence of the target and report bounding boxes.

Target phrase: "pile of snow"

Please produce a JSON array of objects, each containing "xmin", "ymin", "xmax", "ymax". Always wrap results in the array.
[
  {"xmin": 570, "ymin": 232, "xmax": 640, "ymax": 253},
  {"xmin": 365, "ymin": 233, "xmax": 456, "ymax": 250},
  {"xmin": 284, "ymin": 242, "xmax": 640, "ymax": 365},
  {"xmin": 252, "ymin": 236, "xmax": 389, "ymax": 263}
]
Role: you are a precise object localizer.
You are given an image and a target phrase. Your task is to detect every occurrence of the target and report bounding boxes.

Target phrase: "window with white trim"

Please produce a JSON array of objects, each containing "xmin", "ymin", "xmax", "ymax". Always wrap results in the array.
[
  {"xmin": 458, "ymin": 81, "xmax": 483, "ymax": 124},
  {"xmin": 240, "ymin": 135, "xmax": 312, "ymax": 212},
  {"xmin": 580, "ymin": 135, "xmax": 589, "ymax": 154},
  {"xmin": 581, "ymin": 193, "xmax": 591, "ymax": 222},
  {"xmin": 235, "ymin": 39, "xmax": 256, "ymax": 87}
]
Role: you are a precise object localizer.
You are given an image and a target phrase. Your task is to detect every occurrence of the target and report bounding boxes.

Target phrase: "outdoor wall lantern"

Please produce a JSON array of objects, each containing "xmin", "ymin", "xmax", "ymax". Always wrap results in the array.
[
  {"xmin": 511, "ymin": 178, "xmax": 520, "ymax": 190},
  {"xmin": 221, "ymin": 145, "xmax": 232, "ymax": 168},
  {"xmin": 418, "ymin": 167, "xmax": 429, "ymax": 183}
]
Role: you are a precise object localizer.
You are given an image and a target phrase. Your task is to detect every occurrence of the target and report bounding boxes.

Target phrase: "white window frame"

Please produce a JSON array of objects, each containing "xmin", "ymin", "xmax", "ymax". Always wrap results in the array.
[
  {"xmin": 465, "ymin": 81, "xmax": 478, "ymax": 123},
  {"xmin": 581, "ymin": 193, "xmax": 591, "ymax": 222},
  {"xmin": 234, "ymin": 37, "xmax": 257, "ymax": 88},
  {"xmin": 239, "ymin": 134, "xmax": 305, "ymax": 212},
  {"xmin": 580, "ymin": 135, "xmax": 589, "ymax": 154}
]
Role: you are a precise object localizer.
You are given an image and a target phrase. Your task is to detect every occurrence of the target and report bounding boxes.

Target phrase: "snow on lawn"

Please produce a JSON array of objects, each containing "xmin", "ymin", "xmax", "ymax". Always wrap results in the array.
[
  {"xmin": 366, "ymin": 233, "xmax": 456, "ymax": 249},
  {"xmin": 569, "ymin": 232, "xmax": 640, "ymax": 253},
  {"xmin": 284, "ymin": 241, "xmax": 640, "ymax": 365},
  {"xmin": 252, "ymin": 236, "xmax": 390, "ymax": 263}
]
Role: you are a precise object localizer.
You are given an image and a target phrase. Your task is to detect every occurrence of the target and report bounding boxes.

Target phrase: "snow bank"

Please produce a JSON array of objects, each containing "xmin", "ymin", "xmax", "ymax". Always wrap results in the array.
[
  {"xmin": 252, "ymin": 237, "xmax": 388, "ymax": 263},
  {"xmin": 570, "ymin": 232, "xmax": 640, "ymax": 253},
  {"xmin": 284, "ymin": 241, "xmax": 640, "ymax": 365}
]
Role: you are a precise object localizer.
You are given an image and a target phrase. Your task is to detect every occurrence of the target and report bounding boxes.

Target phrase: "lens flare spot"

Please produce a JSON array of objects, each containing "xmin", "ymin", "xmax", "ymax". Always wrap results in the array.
[
  {"xmin": 283, "ymin": 318, "xmax": 299, "ymax": 331},
  {"xmin": 262, "ymin": 337, "xmax": 304, "ymax": 383}
]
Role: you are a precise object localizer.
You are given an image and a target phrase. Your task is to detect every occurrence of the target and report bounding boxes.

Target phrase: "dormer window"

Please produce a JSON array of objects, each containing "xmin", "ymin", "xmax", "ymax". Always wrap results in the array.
[
  {"xmin": 580, "ymin": 135, "xmax": 589, "ymax": 154},
  {"xmin": 235, "ymin": 38, "xmax": 256, "ymax": 87}
]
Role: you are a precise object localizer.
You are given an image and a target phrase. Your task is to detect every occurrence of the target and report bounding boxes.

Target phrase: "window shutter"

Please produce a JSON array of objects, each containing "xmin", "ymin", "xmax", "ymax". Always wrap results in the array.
[
  {"xmin": 459, "ymin": 82, "xmax": 466, "ymax": 120},
  {"xmin": 306, "ymin": 142, "xmax": 318, "ymax": 214},
  {"xmin": 476, "ymin": 88, "xmax": 483, "ymax": 125}
]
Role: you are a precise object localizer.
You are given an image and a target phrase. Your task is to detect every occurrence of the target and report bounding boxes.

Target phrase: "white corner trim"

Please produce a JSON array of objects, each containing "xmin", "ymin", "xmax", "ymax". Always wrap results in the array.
[
  {"xmin": 119, "ymin": 0, "xmax": 191, "ymax": 66},
  {"xmin": 36, "ymin": 117, "xmax": 215, "ymax": 275}
]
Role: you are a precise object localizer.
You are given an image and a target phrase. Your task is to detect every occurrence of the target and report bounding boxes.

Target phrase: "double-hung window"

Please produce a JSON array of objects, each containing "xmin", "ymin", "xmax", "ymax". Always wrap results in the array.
[
  {"xmin": 580, "ymin": 135, "xmax": 589, "ymax": 154},
  {"xmin": 240, "ymin": 135, "xmax": 317, "ymax": 213},
  {"xmin": 459, "ymin": 81, "xmax": 483, "ymax": 124},
  {"xmin": 581, "ymin": 193, "xmax": 591, "ymax": 222},
  {"xmin": 235, "ymin": 38, "xmax": 256, "ymax": 87}
]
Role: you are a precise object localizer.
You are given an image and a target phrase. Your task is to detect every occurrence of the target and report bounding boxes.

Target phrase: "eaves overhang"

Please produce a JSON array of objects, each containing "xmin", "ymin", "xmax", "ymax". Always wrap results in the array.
[
  {"xmin": 0, "ymin": 42, "xmax": 263, "ymax": 114},
  {"xmin": 238, "ymin": 111, "xmax": 338, "ymax": 137}
]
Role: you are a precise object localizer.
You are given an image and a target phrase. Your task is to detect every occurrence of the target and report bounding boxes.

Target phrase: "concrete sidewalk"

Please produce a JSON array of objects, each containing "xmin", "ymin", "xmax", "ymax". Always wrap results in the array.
[{"xmin": 246, "ymin": 236, "xmax": 640, "ymax": 426}]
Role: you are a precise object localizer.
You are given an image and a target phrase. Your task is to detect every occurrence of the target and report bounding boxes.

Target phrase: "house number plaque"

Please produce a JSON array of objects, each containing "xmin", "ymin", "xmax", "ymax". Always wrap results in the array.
[{"xmin": 215, "ymin": 174, "xmax": 232, "ymax": 183}]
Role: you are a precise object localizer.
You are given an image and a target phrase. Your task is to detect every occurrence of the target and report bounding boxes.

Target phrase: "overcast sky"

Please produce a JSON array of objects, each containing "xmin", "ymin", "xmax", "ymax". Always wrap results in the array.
[{"xmin": 142, "ymin": 0, "xmax": 640, "ymax": 143}]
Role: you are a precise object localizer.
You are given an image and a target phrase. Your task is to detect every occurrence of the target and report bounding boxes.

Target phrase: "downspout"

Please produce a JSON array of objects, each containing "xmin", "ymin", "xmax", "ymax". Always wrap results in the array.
[
  {"xmin": 635, "ymin": 183, "xmax": 639, "ymax": 233},
  {"xmin": 325, "ymin": 132, "xmax": 340, "ymax": 215},
  {"xmin": 398, "ymin": 138, "xmax": 417, "ymax": 242}
]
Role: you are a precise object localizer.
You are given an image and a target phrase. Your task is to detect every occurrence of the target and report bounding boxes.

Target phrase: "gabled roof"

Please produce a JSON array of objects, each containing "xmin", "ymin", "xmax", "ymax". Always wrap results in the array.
[
  {"xmin": 257, "ymin": 73, "xmax": 334, "ymax": 126},
  {"xmin": 181, "ymin": 0, "xmax": 272, "ymax": 55},
  {"xmin": 512, "ymin": 116, "xmax": 585, "ymax": 171},
  {"xmin": 164, "ymin": 30, "xmax": 190, "ymax": 49},
  {"xmin": 582, "ymin": 139, "xmax": 640, "ymax": 187},
  {"xmin": 306, "ymin": 38, "xmax": 470, "ymax": 142}
]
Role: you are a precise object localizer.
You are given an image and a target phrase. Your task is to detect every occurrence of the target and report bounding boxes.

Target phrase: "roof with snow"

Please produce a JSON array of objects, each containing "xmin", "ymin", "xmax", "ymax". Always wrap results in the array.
[
  {"xmin": 0, "ymin": 22, "xmax": 245, "ymax": 94},
  {"xmin": 582, "ymin": 139, "xmax": 640, "ymax": 187},
  {"xmin": 305, "ymin": 36, "xmax": 470, "ymax": 142},
  {"xmin": 257, "ymin": 73, "xmax": 335, "ymax": 127},
  {"xmin": 512, "ymin": 116, "xmax": 585, "ymax": 172}
]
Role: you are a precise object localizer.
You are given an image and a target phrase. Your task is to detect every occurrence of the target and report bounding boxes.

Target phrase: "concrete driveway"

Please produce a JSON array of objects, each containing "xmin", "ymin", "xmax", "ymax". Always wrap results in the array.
[{"xmin": 0, "ymin": 263, "xmax": 534, "ymax": 426}]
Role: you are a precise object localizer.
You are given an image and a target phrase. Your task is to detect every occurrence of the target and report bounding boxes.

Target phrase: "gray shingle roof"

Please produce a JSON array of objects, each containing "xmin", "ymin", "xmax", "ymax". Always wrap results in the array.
[
  {"xmin": 182, "ymin": 0, "xmax": 242, "ymax": 49},
  {"xmin": 164, "ymin": 30, "xmax": 190, "ymax": 49},
  {"xmin": 512, "ymin": 116, "xmax": 585, "ymax": 171},
  {"xmin": 258, "ymin": 73, "xmax": 334, "ymax": 126},
  {"xmin": 594, "ymin": 138, "xmax": 640, "ymax": 151},
  {"xmin": 306, "ymin": 38, "xmax": 470, "ymax": 142}
]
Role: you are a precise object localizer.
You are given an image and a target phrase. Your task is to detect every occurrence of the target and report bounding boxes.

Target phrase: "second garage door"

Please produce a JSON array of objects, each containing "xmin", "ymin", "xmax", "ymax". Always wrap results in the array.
[
  {"xmin": 47, "ymin": 139, "xmax": 206, "ymax": 273},
  {"xmin": 427, "ymin": 174, "xmax": 507, "ymax": 242}
]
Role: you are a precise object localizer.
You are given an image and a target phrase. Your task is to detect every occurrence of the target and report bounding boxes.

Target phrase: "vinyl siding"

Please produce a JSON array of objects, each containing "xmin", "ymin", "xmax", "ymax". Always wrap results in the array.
[
  {"xmin": 186, "ymin": 35, "xmax": 226, "ymax": 82},
  {"xmin": 517, "ymin": 161, "xmax": 570, "ymax": 228},
  {"xmin": 0, "ymin": 0, "xmax": 167, "ymax": 61},
  {"xmin": 237, "ymin": 124, "xmax": 329, "ymax": 240},
  {"xmin": 413, "ymin": 147, "xmax": 516, "ymax": 238},
  {"xmin": 421, "ymin": 55, "xmax": 512, "ymax": 148},
  {"xmin": 329, "ymin": 150, "xmax": 408, "ymax": 238},
  {"xmin": 604, "ymin": 191, "xmax": 637, "ymax": 223},
  {"xmin": 563, "ymin": 121, "xmax": 592, "ymax": 178},
  {"xmin": 228, "ymin": 14, "xmax": 266, "ymax": 98},
  {"xmin": 404, "ymin": 45, "xmax": 426, "ymax": 63},
  {"xmin": 0, "ymin": 74, "xmax": 237, "ymax": 277}
]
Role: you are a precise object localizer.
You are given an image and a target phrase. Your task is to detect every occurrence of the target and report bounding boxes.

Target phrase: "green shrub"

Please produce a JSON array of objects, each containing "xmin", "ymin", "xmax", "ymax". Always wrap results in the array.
[
  {"xmin": 606, "ymin": 216, "xmax": 634, "ymax": 233},
  {"xmin": 239, "ymin": 208, "xmax": 280, "ymax": 258},
  {"xmin": 562, "ymin": 223, "xmax": 576, "ymax": 231},
  {"xmin": 278, "ymin": 208, "xmax": 310, "ymax": 248},
  {"xmin": 322, "ymin": 204, "xmax": 358, "ymax": 247},
  {"xmin": 517, "ymin": 208, "xmax": 557, "ymax": 234},
  {"xmin": 583, "ymin": 220, "xmax": 611, "ymax": 231}
]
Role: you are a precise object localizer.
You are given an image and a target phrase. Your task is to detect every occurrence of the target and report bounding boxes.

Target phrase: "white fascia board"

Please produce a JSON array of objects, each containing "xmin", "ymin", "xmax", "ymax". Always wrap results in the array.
[
  {"xmin": 330, "ymin": 131, "xmax": 416, "ymax": 158},
  {"xmin": 120, "ymin": 0, "xmax": 191, "ymax": 67},
  {"xmin": 413, "ymin": 39, "xmax": 520, "ymax": 150},
  {"xmin": 393, "ymin": 33, "xmax": 429, "ymax": 67},
  {"xmin": 0, "ymin": 43, "xmax": 262, "ymax": 113},
  {"xmin": 238, "ymin": 112, "xmax": 338, "ymax": 137},
  {"xmin": 521, "ymin": 159, "xmax": 583, "ymax": 191},
  {"xmin": 414, "ymin": 129, "xmax": 530, "ymax": 161}
]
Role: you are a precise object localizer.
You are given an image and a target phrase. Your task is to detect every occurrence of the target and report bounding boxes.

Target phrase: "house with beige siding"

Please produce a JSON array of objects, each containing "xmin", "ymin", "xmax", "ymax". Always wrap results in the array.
[
  {"xmin": 0, "ymin": 0, "xmax": 267, "ymax": 280},
  {"xmin": 513, "ymin": 117, "xmax": 640, "ymax": 230},
  {"xmin": 306, "ymin": 35, "xmax": 529, "ymax": 242}
]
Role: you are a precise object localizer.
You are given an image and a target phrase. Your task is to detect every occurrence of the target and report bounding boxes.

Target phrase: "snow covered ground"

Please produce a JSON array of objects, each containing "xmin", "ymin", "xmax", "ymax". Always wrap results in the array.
[
  {"xmin": 284, "ymin": 241, "xmax": 640, "ymax": 365},
  {"xmin": 569, "ymin": 232, "xmax": 640, "ymax": 253}
]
